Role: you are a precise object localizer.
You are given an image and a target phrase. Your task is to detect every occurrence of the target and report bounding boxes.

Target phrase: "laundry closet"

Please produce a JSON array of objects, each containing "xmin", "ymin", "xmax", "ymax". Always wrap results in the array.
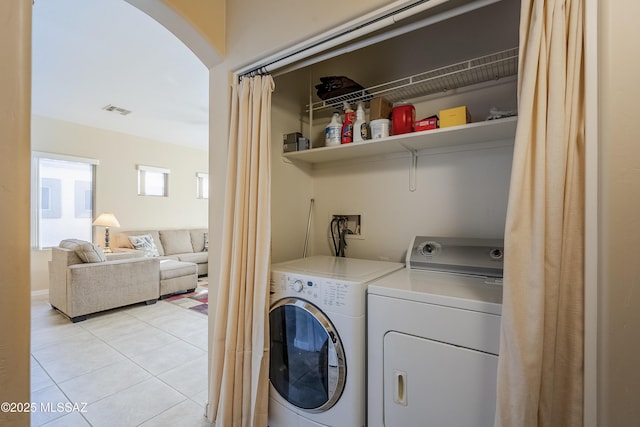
[
  {"xmin": 269, "ymin": 0, "xmax": 520, "ymax": 264},
  {"xmin": 259, "ymin": 1, "xmax": 521, "ymax": 425}
]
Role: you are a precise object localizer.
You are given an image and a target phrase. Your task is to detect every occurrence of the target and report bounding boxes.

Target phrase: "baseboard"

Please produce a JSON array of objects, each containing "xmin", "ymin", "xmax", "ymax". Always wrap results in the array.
[{"xmin": 31, "ymin": 289, "xmax": 49, "ymax": 297}]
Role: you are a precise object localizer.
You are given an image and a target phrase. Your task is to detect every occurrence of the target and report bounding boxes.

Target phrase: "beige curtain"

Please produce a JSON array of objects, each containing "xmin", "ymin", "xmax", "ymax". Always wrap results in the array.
[
  {"xmin": 495, "ymin": 0, "xmax": 585, "ymax": 426},
  {"xmin": 208, "ymin": 74, "xmax": 275, "ymax": 427}
]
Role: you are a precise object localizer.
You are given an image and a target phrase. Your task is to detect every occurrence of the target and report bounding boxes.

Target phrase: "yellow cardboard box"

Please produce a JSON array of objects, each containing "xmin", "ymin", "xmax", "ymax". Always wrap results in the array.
[{"xmin": 439, "ymin": 106, "xmax": 471, "ymax": 128}]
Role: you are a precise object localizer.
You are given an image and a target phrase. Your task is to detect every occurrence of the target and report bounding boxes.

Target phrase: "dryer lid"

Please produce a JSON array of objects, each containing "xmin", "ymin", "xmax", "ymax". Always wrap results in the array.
[{"xmin": 406, "ymin": 236, "xmax": 504, "ymax": 278}]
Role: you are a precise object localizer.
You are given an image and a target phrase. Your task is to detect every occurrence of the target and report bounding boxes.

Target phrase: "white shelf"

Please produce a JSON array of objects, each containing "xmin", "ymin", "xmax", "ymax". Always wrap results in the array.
[
  {"xmin": 282, "ymin": 116, "xmax": 517, "ymax": 165},
  {"xmin": 308, "ymin": 48, "xmax": 519, "ymax": 114}
]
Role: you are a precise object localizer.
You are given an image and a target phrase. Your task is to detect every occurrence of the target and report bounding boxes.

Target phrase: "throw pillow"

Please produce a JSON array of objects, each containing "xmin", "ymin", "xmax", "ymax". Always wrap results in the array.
[
  {"xmin": 74, "ymin": 242, "xmax": 107, "ymax": 263},
  {"xmin": 59, "ymin": 238, "xmax": 86, "ymax": 249},
  {"xmin": 204, "ymin": 232, "xmax": 208, "ymax": 252},
  {"xmin": 128, "ymin": 234, "xmax": 160, "ymax": 257}
]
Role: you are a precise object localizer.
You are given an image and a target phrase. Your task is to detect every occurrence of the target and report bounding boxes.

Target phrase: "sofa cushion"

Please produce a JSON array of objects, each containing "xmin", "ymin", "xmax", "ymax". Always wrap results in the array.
[
  {"xmin": 128, "ymin": 234, "xmax": 160, "ymax": 257},
  {"xmin": 74, "ymin": 242, "xmax": 107, "ymax": 263},
  {"xmin": 160, "ymin": 230, "xmax": 194, "ymax": 255},
  {"xmin": 178, "ymin": 252, "xmax": 208, "ymax": 264},
  {"xmin": 159, "ymin": 259, "xmax": 197, "ymax": 280},
  {"xmin": 189, "ymin": 229, "xmax": 208, "ymax": 252}
]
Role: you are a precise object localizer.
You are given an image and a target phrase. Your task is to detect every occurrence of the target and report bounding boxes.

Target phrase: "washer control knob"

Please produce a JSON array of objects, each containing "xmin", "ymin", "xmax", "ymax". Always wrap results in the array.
[{"xmin": 292, "ymin": 280, "xmax": 304, "ymax": 292}]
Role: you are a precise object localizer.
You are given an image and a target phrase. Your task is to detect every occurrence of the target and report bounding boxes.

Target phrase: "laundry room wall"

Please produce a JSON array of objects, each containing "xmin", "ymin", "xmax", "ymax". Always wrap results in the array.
[
  {"xmin": 310, "ymin": 143, "xmax": 513, "ymax": 262},
  {"xmin": 271, "ymin": 96, "xmax": 314, "ymax": 263},
  {"xmin": 271, "ymin": 78, "xmax": 517, "ymax": 263},
  {"xmin": 208, "ymin": 0, "xmax": 402, "ymax": 282},
  {"xmin": 265, "ymin": 0, "xmax": 520, "ymax": 263}
]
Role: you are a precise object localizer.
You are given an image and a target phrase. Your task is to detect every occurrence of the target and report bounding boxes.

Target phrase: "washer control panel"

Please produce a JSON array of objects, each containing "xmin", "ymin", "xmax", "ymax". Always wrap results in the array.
[{"xmin": 270, "ymin": 272, "xmax": 363, "ymax": 315}]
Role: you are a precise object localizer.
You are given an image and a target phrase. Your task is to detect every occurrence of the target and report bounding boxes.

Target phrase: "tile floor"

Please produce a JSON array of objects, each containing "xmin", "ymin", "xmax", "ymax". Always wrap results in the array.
[{"xmin": 30, "ymin": 291, "xmax": 213, "ymax": 427}]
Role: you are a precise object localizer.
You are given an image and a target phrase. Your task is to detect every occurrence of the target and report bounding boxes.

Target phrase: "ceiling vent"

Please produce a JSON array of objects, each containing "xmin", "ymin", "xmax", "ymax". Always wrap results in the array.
[{"xmin": 102, "ymin": 104, "xmax": 132, "ymax": 116}]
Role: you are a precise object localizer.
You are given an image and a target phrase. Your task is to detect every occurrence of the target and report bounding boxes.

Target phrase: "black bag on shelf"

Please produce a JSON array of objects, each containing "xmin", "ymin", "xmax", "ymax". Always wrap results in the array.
[{"xmin": 315, "ymin": 76, "xmax": 366, "ymax": 101}]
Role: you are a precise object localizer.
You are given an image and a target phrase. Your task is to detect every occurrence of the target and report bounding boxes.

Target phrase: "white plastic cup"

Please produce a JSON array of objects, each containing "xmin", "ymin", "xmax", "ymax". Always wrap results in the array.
[{"xmin": 370, "ymin": 119, "xmax": 390, "ymax": 139}]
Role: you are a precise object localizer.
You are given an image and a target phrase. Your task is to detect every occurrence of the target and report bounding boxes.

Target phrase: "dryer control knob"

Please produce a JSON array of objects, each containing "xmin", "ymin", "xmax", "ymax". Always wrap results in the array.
[{"xmin": 292, "ymin": 280, "xmax": 304, "ymax": 292}]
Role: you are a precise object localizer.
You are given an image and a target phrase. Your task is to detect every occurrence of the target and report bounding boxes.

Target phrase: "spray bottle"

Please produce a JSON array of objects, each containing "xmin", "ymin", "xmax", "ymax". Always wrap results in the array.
[
  {"xmin": 352, "ymin": 102, "xmax": 368, "ymax": 142},
  {"xmin": 341, "ymin": 102, "xmax": 355, "ymax": 144}
]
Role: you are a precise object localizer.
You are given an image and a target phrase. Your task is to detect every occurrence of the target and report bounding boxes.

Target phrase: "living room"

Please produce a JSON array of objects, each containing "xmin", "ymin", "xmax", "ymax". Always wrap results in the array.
[
  {"xmin": 27, "ymin": 2, "xmax": 212, "ymax": 424},
  {"xmin": 29, "ymin": 116, "xmax": 209, "ymax": 294},
  {"xmin": 29, "ymin": 0, "xmax": 209, "ymax": 294}
]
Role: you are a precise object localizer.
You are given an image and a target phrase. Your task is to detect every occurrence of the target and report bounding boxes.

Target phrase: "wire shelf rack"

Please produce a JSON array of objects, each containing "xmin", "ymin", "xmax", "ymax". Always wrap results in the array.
[{"xmin": 307, "ymin": 47, "xmax": 519, "ymax": 113}]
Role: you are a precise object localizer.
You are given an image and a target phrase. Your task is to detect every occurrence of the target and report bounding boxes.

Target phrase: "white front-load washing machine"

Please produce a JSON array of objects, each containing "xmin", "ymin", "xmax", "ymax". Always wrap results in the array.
[
  {"xmin": 367, "ymin": 237, "xmax": 504, "ymax": 427},
  {"xmin": 269, "ymin": 255, "xmax": 403, "ymax": 427}
]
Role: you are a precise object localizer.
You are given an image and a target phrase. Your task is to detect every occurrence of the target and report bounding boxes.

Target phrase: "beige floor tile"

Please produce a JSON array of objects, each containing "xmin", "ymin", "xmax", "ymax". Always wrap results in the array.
[
  {"xmin": 57, "ymin": 359, "xmax": 152, "ymax": 404},
  {"xmin": 131, "ymin": 340, "xmax": 206, "ymax": 376},
  {"xmin": 145, "ymin": 310, "xmax": 208, "ymax": 337},
  {"xmin": 178, "ymin": 326, "xmax": 209, "ymax": 351},
  {"xmin": 31, "ymin": 306, "xmax": 67, "ymax": 327},
  {"xmin": 158, "ymin": 354, "xmax": 208, "ymax": 398},
  {"xmin": 31, "ymin": 295, "xmax": 53, "ymax": 316},
  {"xmin": 33, "ymin": 339, "xmax": 126, "ymax": 383},
  {"xmin": 32, "ymin": 330, "xmax": 105, "ymax": 363},
  {"xmin": 39, "ymin": 411, "xmax": 91, "ymax": 427},
  {"xmin": 31, "ymin": 356, "xmax": 55, "ymax": 393},
  {"xmin": 30, "ymin": 384, "xmax": 72, "ymax": 426},
  {"xmin": 83, "ymin": 378, "xmax": 186, "ymax": 427},
  {"xmin": 126, "ymin": 301, "xmax": 185, "ymax": 322},
  {"xmin": 139, "ymin": 399, "xmax": 213, "ymax": 427},
  {"xmin": 190, "ymin": 389, "xmax": 209, "ymax": 408},
  {"xmin": 107, "ymin": 326, "xmax": 179, "ymax": 358},
  {"xmin": 31, "ymin": 321, "xmax": 94, "ymax": 352},
  {"xmin": 79, "ymin": 311, "xmax": 153, "ymax": 341},
  {"xmin": 30, "ymin": 296, "xmax": 211, "ymax": 426}
]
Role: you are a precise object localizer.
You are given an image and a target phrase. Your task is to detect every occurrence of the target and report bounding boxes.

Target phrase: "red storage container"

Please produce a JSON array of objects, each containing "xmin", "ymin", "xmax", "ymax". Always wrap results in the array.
[
  {"xmin": 392, "ymin": 104, "xmax": 415, "ymax": 135},
  {"xmin": 415, "ymin": 115, "xmax": 439, "ymax": 132}
]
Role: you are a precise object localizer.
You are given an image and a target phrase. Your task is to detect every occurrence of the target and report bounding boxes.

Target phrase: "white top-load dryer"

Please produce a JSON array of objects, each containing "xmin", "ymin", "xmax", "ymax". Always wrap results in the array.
[
  {"xmin": 269, "ymin": 255, "xmax": 403, "ymax": 427},
  {"xmin": 367, "ymin": 236, "xmax": 504, "ymax": 427}
]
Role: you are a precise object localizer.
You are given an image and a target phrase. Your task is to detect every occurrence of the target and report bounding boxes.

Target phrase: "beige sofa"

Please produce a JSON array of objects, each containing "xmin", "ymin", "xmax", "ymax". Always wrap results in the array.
[
  {"xmin": 113, "ymin": 228, "xmax": 209, "ymax": 276},
  {"xmin": 49, "ymin": 230, "xmax": 208, "ymax": 322},
  {"xmin": 49, "ymin": 241, "xmax": 160, "ymax": 322}
]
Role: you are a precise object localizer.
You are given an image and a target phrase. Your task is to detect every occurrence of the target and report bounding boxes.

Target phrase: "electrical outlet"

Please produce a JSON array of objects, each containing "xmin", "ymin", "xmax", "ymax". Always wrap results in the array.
[{"xmin": 329, "ymin": 213, "xmax": 363, "ymax": 240}]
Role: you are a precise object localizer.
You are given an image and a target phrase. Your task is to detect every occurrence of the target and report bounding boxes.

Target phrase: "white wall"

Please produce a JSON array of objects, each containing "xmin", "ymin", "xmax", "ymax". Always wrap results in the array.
[
  {"xmin": 270, "ymin": 77, "xmax": 517, "ymax": 262},
  {"xmin": 271, "ymin": 100, "xmax": 315, "ymax": 263},
  {"xmin": 598, "ymin": 0, "xmax": 640, "ymax": 424},
  {"xmin": 31, "ymin": 115, "xmax": 208, "ymax": 291},
  {"xmin": 309, "ymin": 144, "xmax": 513, "ymax": 261}
]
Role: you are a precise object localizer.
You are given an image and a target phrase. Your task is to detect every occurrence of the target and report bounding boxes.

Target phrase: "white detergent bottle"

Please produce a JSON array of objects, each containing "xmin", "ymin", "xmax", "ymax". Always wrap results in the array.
[
  {"xmin": 325, "ymin": 112, "xmax": 342, "ymax": 146},
  {"xmin": 352, "ymin": 102, "xmax": 368, "ymax": 142}
]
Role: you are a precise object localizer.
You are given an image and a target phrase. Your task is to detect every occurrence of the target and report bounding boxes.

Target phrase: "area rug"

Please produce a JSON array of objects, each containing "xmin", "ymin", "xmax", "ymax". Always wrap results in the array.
[{"xmin": 165, "ymin": 277, "xmax": 208, "ymax": 315}]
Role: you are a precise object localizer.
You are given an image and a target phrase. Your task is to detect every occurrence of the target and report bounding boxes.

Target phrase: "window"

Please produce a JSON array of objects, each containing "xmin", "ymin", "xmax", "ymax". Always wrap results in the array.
[
  {"xmin": 196, "ymin": 172, "xmax": 209, "ymax": 199},
  {"xmin": 31, "ymin": 153, "xmax": 98, "ymax": 249},
  {"xmin": 137, "ymin": 165, "xmax": 170, "ymax": 197}
]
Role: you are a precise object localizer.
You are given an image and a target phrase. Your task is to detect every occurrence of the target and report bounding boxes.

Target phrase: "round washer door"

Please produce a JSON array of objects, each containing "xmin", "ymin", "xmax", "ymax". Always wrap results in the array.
[{"xmin": 269, "ymin": 297, "xmax": 346, "ymax": 412}]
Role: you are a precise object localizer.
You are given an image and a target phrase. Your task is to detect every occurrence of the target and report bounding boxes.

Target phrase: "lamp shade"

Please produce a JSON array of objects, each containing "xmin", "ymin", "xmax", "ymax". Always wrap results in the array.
[{"xmin": 92, "ymin": 213, "xmax": 121, "ymax": 228}]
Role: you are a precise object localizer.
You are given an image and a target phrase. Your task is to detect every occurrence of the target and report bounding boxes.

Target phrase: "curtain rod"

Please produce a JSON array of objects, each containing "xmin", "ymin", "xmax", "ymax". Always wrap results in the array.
[
  {"xmin": 272, "ymin": 0, "xmax": 500, "ymax": 78},
  {"xmin": 237, "ymin": 0, "xmax": 439, "ymax": 79},
  {"xmin": 237, "ymin": 0, "xmax": 502, "ymax": 80}
]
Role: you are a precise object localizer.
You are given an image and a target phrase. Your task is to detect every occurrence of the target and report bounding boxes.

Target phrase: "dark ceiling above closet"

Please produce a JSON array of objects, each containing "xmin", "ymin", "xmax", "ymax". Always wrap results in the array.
[{"xmin": 274, "ymin": 0, "xmax": 520, "ymax": 111}]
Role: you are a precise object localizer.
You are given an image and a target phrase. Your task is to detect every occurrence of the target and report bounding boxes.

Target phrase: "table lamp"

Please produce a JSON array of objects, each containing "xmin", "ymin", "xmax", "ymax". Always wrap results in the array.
[{"xmin": 92, "ymin": 213, "xmax": 121, "ymax": 253}]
